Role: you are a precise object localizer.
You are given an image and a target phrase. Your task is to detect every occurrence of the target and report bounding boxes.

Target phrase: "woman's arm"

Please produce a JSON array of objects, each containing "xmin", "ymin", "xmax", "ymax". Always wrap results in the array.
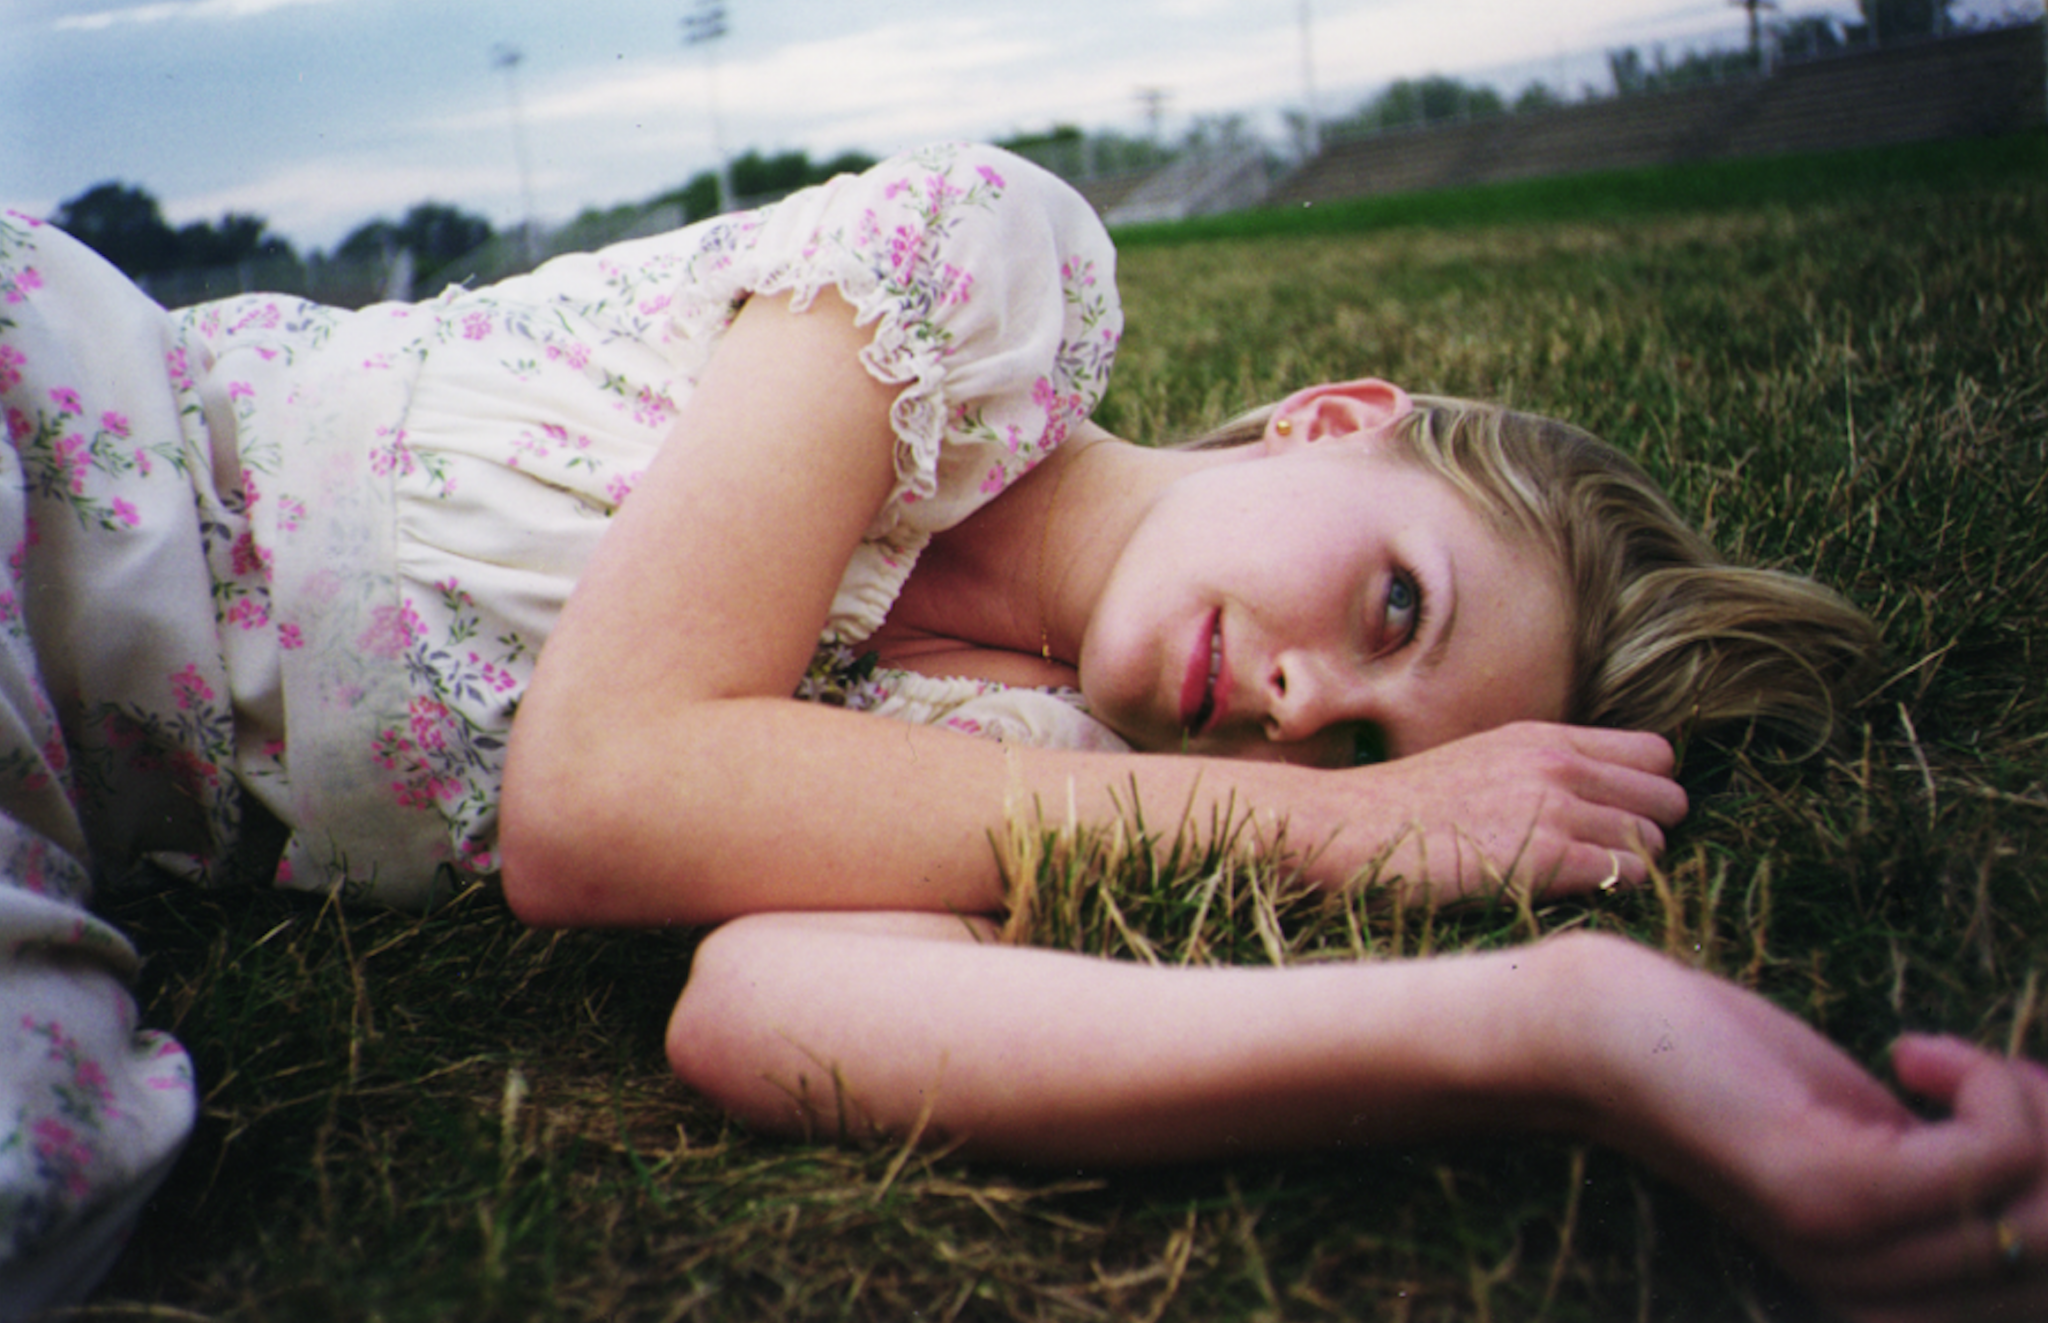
[
  {"xmin": 500, "ymin": 293, "xmax": 1686, "ymax": 928},
  {"xmin": 669, "ymin": 917, "xmax": 2048, "ymax": 1323}
]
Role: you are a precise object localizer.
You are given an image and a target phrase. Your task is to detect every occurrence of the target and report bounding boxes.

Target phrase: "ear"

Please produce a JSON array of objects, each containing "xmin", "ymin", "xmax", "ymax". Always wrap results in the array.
[{"xmin": 1265, "ymin": 379, "xmax": 1415, "ymax": 452}]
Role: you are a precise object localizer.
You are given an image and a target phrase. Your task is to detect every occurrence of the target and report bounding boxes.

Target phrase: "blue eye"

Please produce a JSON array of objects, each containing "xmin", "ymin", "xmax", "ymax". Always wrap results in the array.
[
  {"xmin": 1386, "ymin": 573, "xmax": 1420, "ymax": 643},
  {"xmin": 1351, "ymin": 722, "xmax": 1388, "ymax": 766}
]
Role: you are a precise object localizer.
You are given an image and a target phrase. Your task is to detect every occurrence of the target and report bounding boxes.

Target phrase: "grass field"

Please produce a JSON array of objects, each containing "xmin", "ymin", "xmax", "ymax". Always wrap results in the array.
[{"xmin": 87, "ymin": 131, "xmax": 2048, "ymax": 1321}]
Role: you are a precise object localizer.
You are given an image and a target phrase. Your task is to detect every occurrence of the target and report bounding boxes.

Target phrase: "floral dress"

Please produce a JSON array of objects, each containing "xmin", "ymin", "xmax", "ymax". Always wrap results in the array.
[{"xmin": 0, "ymin": 143, "xmax": 1123, "ymax": 1312}]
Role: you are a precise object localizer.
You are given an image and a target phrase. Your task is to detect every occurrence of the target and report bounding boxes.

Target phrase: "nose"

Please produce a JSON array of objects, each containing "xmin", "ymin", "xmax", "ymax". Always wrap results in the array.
[{"xmin": 1262, "ymin": 648, "xmax": 1374, "ymax": 749}]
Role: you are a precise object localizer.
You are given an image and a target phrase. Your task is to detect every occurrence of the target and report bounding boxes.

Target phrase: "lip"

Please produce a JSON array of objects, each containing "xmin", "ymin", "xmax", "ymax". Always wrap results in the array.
[{"xmin": 1178, "ymin": 609, "xmax": 1226, "ymax": 735}]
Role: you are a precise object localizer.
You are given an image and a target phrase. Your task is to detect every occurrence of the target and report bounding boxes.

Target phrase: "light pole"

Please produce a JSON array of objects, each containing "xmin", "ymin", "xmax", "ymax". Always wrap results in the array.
[
  {"xmin": 492, "ymin": 44, "xmax": 540, "ymax": 266},
  {"xmin": 683, "ymin": 0, "xmax": 735, "ymax": 214},
  {"xmin": 1730, "ymin": 0, "xmax": 1779, "ymax": 70},
  {"xmin": 1298, "ymin": 0, "xmax": 1322, "ymax": 157}
]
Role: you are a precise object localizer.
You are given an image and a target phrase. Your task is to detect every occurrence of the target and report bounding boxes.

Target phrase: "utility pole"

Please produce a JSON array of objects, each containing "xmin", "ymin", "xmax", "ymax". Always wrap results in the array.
[
  {"xmin": 492, "ymin": 43, "xmax": 540, "ymax": 265},
  {"xmin": 683, "ymin": 0, "xmax": 735, "ymax": 214},
  {"xmin": 1730, "ymin": 0, "xmax": 1779, "ymax": 69},
  {"xmin": 1298, "ymin": 0, "xmax": 1322, "ymax": 157},
  {"xmin": 1135, "ymin": 86, "xmax": 1169, "ymax": 152}
]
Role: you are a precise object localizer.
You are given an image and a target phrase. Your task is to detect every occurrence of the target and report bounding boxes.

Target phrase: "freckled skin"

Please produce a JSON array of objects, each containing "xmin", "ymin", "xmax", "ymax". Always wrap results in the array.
[{"xmin": 1078, "ymin": 433, "xmax": 1571, "ymax": 766}]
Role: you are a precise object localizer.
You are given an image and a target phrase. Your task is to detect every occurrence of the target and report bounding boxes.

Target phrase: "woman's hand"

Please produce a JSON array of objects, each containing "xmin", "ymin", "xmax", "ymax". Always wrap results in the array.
[
  {"xmin": 1552, "ymin": 932, "xmax": 2048, "ymax": 1321},
  {"xmin": 1293, "ymin": 722, "xmax": 1688, "ymax": 903}
]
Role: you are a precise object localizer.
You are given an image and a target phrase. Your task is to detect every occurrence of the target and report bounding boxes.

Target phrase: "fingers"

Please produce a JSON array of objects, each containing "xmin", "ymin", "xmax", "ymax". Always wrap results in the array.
[
  {"xmin": 1556, "ymin": 732, "xmax": 1690, "ymax": 828},
  {"xmin": 1350, "ymin": 723, "xmax": 1687, "ymax": 900},
  {"xmin": 1783, "ymin": 1043, "xmax": 2048, "ymax": 1313},
  {"xmin": 1558, "ymin": 722, "xmax": 1679, "ymax": 778}
]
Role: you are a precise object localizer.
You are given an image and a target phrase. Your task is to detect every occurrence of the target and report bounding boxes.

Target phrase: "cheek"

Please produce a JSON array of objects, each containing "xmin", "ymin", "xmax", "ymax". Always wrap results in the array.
[{"xmin": 1077, "ymin": 582, "xmax": 1164, "ymax": 736}]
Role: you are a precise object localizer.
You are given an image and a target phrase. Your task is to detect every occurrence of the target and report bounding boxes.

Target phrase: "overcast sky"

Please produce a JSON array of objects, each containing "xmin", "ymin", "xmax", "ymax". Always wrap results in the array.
[{"xmin": 3, "ymin": 0, "xmax": 2030, "ymax": 251}]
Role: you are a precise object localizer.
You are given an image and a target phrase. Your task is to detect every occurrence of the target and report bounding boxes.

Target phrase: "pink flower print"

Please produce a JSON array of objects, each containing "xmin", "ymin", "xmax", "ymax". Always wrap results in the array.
[
  {"xmin": 49, "ymin": 387, "xmax": 81, "ymax": 415},
  {"xmin": 887, "ymin": 225, "xmax": 924, "ymax": 285},
  {"xmin": 6, "ymin": 408, "xmax": 30, "ymax": 442},
  {"xmin": 0, "ymin": 345, "xmax": 24, "ymax": 392},
  {"xmin": 462, "ymin": 312, "xmax": 492, "ymax": 341},
  {"xmin": 0, "ymin": 589, "xmax": 16, "ymax": 622},
  {"xmin": 16, "ymin": 839, "xmax": 48, "ymax": 893},
  {"xmin": 99, "ymin": 711, "xmax": 142, "ymax": 751},
  {"xmin": 883, "ymin": 179, "xmax": 909, "ymax": 200},
  {"xmin": 100, "ymin": 410, "xmax": 131, "ymax": 438},
  {"xmin": 5, "ymin": 266, "xmax": 43, "ymax": 303},
  {"xmin": 434, "ymin": 577, "xmax": 474, "ymax": 610},
  {"xmin": 278, "ymin": 621, "xmax": 305, "ymax": 650},
  {"xmin": 466, "ymin": 652, "xmax": 519, "ymax": 694},
  {"xmin": 939, "ymin": 263, "xmax": 974, "ymax": 307},
  {"xmin": 229, "ymin": 531, "xmax": 271, "ymax": 578},
  {"xmin": 38, "ymin": 730, "xmax": 68, "ymax": 779},
  {"xmin": 277, "ymin": 495, "xmax": 307, "ymax": 533},
  {"xmin": 1031, "ymin": 377, "xmax": 1075, "ymax": 452},
  {"xmin": 544, "ymin": 340, "xmax": 592, "ymax": 372},
  {"xmin": 227, "ymin": 381, "xmax": 254, "ymax": 402},
  {"xmin": 274, "ymin": 856, "xmax": 296, "ymax": 884},
  {"xmin": 231, "ymin": 301, "xmax": 281, "ymax": 334},
  {"xmin": 637, "ymin": 293, "xmax": 672, "ymax": 317},
  {"xmin": 368, "ymin": 428, "xmax": 417, "ymax": 478},
  {"xmin": 170, "ymin": 662, "xmax": 215, "ymax": 710},
  {"xmin": 371, "ymin": 727, "xmax": 413, "ymax": 771},
  {"xmin": 74, "ymin": 1056, "xmax": 112, "ymax": 1104},
  {"xmin": 631, "ymin": 388, "xmax": 675, "ymax": 431},
  {"xmin": 976, "ymin": 164, "xmax": 1006, "ymax": 189},
  {"xmin": 165, "ymin": 347, "xmax": 194, "ymax": 391},
  {"xmin": 54, "ymin": 433, "xmax": 89, "ymax": 494},
  {"xmin": 979, "ymin": 464, "xmax": 1007, "ymax": 496},
  {"xmin": 132, "ymin": 448, "xmax": 153, "ymax": 478},
  {"xmin": 605, "ymin": 470, "xmax": 642, "ymax": 504},
  {"xmin": 262, "ymin": 737, "xmax": 286, "ymax": 760},
  {"xmin": 356, "ymin": 602, "xmax": 423, "ymax": 659},
  {"xmin": 227, "ymin": 597, "xmax": 269, "ymax": 630},
  {"xmin": 110, "ymin": 498, "xmax": 140, "ymax": 527},
  {"xmin": 168, "ymin": 746, "xmax": 221, "ymax": 793},
  {"xmin": 408, "ymin": 696, "xmax": 453, "ymax": 754},
  {"xmin": 389, "ymin": 779, "xmax": 434, "ymax": 811},
  {"xmin": 31, "ymin": 1117, "xmax": 94, "ymax": 1200}
]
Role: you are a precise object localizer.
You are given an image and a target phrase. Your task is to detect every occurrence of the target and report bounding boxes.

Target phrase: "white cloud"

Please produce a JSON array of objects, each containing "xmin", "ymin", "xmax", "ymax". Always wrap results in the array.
[
  {"xmin": 52, "ymin": 0, "xmax": 340, "ymax": 33},
  {"xmin": 165, "ymin": 158, "xmax": 527, "ymax": 249}
]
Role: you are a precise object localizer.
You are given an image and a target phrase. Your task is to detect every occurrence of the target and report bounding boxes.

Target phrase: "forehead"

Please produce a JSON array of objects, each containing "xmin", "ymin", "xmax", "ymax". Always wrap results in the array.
[
  {"xmin": 1361, "ymin": 452, "xmax": 1574, "ymax": 733},
  {"xmin": 1438, "ymin": 525, "xmax": 1575, "ymax": 736}
]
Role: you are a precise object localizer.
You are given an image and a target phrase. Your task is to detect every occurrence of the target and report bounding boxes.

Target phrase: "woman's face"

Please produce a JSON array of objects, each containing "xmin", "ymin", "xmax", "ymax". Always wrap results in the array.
[{"xmin": 1077, "ymin": 415, "xmax": 1574, "ymax": 765}]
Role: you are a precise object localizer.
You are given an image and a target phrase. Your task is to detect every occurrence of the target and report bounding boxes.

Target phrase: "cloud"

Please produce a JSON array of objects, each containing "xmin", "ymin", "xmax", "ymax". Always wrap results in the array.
[
  {"xmin": 165, "ymin": 157, "xmax": 525, "ymax": 249},
  {"xmin": 52, "ymin": 0, "xmax": 341, "ymax": 33}
]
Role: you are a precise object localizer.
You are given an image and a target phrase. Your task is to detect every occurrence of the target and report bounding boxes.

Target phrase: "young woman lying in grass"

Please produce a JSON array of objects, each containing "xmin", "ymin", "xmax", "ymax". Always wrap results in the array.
[{"xmin": 0, "ymin": 143, "xmax": 2039, "ymax": 1322}]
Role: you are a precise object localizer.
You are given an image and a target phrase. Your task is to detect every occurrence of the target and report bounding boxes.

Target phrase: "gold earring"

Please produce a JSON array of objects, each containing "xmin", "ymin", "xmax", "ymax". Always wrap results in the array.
[{"xmin": 1274, "ymin": 418, "xmax": 1293, "ymax": 436}]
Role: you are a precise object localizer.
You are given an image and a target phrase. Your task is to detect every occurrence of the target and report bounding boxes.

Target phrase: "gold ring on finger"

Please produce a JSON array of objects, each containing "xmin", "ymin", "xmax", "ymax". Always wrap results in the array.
[{"xmin": 1995, "ymin": 1217, "xmax": 2025, "ymax": 1275}]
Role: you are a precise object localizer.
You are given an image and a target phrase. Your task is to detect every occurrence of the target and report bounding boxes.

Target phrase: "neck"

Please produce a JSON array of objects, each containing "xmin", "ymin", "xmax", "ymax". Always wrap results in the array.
[{"xmin": 883, "ymin": 429, "xmax": 1229, "ymax": 671}]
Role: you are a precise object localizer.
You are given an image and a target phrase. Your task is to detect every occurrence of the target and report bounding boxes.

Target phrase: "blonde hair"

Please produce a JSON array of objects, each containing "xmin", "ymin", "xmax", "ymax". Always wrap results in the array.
[{"xmin": 1188, "ymin": 397, "xmax": 1880, "ymax": 754}]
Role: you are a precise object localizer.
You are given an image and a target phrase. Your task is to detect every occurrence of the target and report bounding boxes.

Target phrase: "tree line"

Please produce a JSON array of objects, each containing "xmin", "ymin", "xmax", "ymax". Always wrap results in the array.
[
  {"xmin": 46, "ymin": 147, "xmax": 878, "ymax": 298},
  {"xmin": 46, "ymin": 0, "xmax": 1972, "ymax": 294},
  {"xmin": 1327, "ymin": 0, "xmax": 1961, "ymax": 136}
]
